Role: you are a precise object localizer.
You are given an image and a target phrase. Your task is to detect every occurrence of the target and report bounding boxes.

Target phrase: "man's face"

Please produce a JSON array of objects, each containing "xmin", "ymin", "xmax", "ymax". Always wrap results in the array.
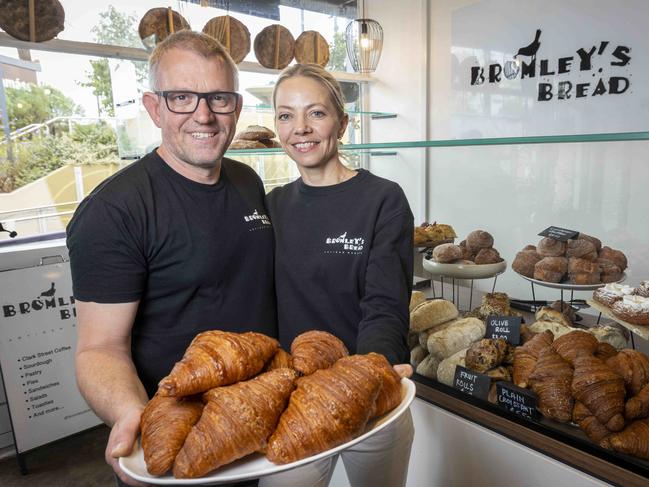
[{"xmin": 144, "ymin": 48, "xmax": 241, "ymax": 172}]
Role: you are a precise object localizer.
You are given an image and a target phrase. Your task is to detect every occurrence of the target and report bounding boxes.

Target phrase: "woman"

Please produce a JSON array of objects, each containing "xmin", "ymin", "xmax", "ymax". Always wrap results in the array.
[{"xmin": 261, "ymin": 64, "xmax": 415, "ymax": 487}]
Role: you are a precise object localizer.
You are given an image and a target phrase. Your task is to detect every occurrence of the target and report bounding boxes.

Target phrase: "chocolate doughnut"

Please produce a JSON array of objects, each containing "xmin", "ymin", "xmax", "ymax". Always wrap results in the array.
[
  {"xmin": 512, "ymin": 250, "xmax": 542, "ymax": 278},
  {"xmin": 537, "ymin": 237, "xmax": 566, "ymax": 257},
  {"xmin": 578, "ymin": 233, "xmax": 602, "ymax": 252},
  {"xmin": 474, "ymin": 247, "xmax": 502, "ymax": 265},
  {"xmin": 566, "ymin": 239, "xmax": 596, "ymax": 259},
  {"xmin": 432, "ymin": 243, "xmax": 463, "ymax": 263},
  {"xmin": 611, "ymin": 295, "xmax": 649, "ymax": 325},
  {"xmin": 599, "ymin": 246, "xmax": 628, "ymax": 271},
  {"xmin": 466, "ymin": 230, "xmax": 494, "ymax": 253},
  {"xmin": 534, "ymin": 257, "xmax": 568, "ymax": 283}
]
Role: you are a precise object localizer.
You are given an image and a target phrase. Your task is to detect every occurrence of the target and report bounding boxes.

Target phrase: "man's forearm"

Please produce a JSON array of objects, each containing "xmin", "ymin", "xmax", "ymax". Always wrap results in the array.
[{"xmin": 76, "ymin": 348, "xmax": 149, "ymax": 426}]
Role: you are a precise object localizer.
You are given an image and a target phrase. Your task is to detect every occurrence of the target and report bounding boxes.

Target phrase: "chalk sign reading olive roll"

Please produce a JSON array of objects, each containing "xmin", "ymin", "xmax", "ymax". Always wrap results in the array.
[{"xmin": 254, "ymin": 24, "xmax": 295, "ymax": 70}]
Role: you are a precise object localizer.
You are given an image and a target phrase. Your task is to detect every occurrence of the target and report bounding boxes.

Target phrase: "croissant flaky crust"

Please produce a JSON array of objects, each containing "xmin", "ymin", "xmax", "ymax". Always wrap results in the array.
[
  {"xmin": 529, "ymin": 347, "xmax": 574, "ymax": 423},
  {"xmin": 140, "ymin": 395, "xmax": 204, "ymax": 476},
  {"xmin": 266, "ymin": 354, "xmax": 384, "ymax": 465},
  {"xmin": 173, "ymin": 368, "xmax": 298, "ymax": 478},
  {"xmin": 158, "ymin": 331, "xmax": 279, "ymax": 397},
  {"xmin": 291, "ymin": 330, "xmax": 349, "ymax": 375},
  {"xmin": 264, "ymin": 348, "xmax": 293, "ymax": 372},
  {"xmin": 603, "ymin": 419, "xmax": 649, "ymax": 459},
  {"xmin": 513, "ymin": 330, "xmax": 553, "ymax": 388}
]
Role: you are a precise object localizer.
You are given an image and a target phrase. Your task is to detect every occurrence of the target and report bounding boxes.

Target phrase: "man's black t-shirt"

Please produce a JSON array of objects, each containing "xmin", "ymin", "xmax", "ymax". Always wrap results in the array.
[
  {"xmin": 67, "ymin": 151, "xmax": 277, "ymax": 397},
  {"xmin": 266, "ymin": 169, "xmax": 413, "ymax": 365}
]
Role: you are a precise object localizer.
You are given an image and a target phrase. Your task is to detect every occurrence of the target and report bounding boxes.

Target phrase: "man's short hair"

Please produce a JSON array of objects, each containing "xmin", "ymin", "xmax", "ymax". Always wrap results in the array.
[{"xmin": 148, "ymin": 30, "xmax": 239, "ymax": 90}]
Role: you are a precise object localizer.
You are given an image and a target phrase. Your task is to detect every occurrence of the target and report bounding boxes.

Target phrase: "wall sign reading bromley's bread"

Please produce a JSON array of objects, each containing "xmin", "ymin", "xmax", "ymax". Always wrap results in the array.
[{"xmin": 470, "ymin": 29, "xmax": 632, "ymax": 102}]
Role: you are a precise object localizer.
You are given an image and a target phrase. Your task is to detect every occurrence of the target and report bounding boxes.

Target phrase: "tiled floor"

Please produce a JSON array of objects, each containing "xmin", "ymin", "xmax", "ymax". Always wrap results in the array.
[{"xmin": 0, "ymin": 425, "xmax": 115, "ymax": 486}]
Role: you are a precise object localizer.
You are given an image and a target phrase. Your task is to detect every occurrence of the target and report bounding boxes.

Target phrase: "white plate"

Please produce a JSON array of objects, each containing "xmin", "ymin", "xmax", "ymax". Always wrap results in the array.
[
  {"xmin": 516, "ymin": 272, "xmax": 627, "ymax": 291},
  {"xmin": 422, "ymin": 258, "xmax": 507, "ymax": 279},
  {"xmin": 120, "ymin": 378, "xmax": 416, "ymax": 485}
]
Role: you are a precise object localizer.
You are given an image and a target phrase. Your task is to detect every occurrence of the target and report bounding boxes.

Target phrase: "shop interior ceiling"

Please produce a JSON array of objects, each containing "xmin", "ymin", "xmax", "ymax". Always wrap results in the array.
[{"xmin": 181, "ymin": 0, "xmax": 357, "ymax": 20}]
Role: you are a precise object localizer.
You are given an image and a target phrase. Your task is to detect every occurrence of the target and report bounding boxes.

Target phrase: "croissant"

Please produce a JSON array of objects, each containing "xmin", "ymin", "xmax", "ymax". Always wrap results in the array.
[
  {"xmin": 355, "ymin": 352, "xmax": 402, "ymax": 418},
  {"xmin": 266, "ymin": 354, "xmax": 382, "ymax": 464},
  {"xmin": 158, "ymin": 331, "xmax": 279, "ymax": 396},
  {"xmin": 594, "ymin": 342, "xmax": 618, "ymax": 362},
  {"xmin": 572, "ymin": 354, "xmax": 626, "ymax": 432},
  {"xmin": 626, "ymin": 382, "xmax": 649, "ymax": 420},
  {"xmin": 606, "ymin": 349, "xmax": 649, "ymax": 396},
  {"xmin": 529, "ymin": 347, "xmax": 574, "ymax": 422},
  {"xmin": 551, "ymin": 330, "xmax": 598, "ymax": 365},
  {"xmin": 604, "ymin": 419, "xmax": 649, "ymax": 459},
  {"xmin": 513, "ymin": 330, "xmax": 553, "ymax": 388},
  {"xmin": 572, "ymin": 401, "xmax": 611, "ymax": 444},
  {"xmin": 140, "ymin": 395, "xmax": 204, "ymax": 476},
  {"xmin": 291, "ymin": 330, "xmax": 349, "ymax": 376},
  {"xmin": 173, "ymin": 368, "xmax": 298, "ymax": 478},
  {"xmin": 264, "ymin": 348, "xmax": 293, "ymax": 371}
]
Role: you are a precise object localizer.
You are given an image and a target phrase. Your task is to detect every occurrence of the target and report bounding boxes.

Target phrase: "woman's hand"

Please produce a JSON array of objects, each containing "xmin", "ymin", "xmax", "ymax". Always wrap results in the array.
[
  {"xmin": 393, "ymin": 364, "xmax": 413, "ymax": 378},
  {"xmin": 105, "ymin": 405, "xmax": 152, "ymax": 486}
]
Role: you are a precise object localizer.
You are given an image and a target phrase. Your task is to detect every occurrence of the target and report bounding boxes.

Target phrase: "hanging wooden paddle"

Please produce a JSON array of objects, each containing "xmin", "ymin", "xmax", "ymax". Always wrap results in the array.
[
  {"xmin": 138, "ymin": 7, "xmax": 190, "ymax": 47},
  {"xmin": 254, "ymin": 24, "xmax": 295, "ymax": 70},
  {"xmin": 202, "ymin": 15, "xmax": 251, "ymax": 64},
  {"xmin": 294, "ymin": 31, "xmax": 329, "ymax": 67},
  {"xmin": 0, "ymin": 0, "xmax": 65, "ymax": 42}
]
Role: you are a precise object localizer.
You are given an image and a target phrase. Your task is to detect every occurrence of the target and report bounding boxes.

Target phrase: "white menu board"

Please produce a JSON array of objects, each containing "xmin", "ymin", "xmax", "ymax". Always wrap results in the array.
[{"xmin": 0, "ymin": 262, "xmax": 101, "ymax": 453}]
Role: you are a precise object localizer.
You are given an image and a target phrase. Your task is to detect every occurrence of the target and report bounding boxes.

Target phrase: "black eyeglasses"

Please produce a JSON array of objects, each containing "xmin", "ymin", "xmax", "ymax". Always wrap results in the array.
[{"xmin": 155, "ymin": 90, "xmax": 240, "ymax": 114}]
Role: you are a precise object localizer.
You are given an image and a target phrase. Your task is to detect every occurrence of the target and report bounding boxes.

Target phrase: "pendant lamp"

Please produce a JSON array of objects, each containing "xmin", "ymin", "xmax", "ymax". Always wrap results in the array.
[{"xmin": 345, "ymin": 13, "xmax": 383, "ymax": 73}]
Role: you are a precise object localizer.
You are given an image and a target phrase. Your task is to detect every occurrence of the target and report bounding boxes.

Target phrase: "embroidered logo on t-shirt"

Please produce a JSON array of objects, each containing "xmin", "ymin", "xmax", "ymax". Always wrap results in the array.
[
  {"xmin": 324, "ymin": 232, "xmax": 365, "ymax": 254},
  {"xmin": 243, "ymin": 209, "xmax": 271, "ymax": 231}
]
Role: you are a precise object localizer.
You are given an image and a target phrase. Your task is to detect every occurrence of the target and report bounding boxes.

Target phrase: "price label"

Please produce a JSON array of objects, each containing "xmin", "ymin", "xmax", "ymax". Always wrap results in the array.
[
  {"xmin": 486, "ymin": 315, "xmax": 522, "ymax": 345},
  {"xmin": 453, "ymin": 366, "xmax": 491, "ymax": 400},
  {"xmin": 496, "ymin": 382, "xmax": 538, "ymax": 421},
  {"xmin": 538, "ymin": 226, "xmax": 579, "ymax": 242}
]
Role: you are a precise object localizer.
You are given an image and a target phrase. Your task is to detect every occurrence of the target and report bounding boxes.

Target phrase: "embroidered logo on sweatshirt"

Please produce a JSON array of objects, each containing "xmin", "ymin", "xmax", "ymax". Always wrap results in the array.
[
  {"xmin": 324, "ymin": 232, "xmax": 364, "ymax": 254},
  {"xmin": 243, "ymin": 209, "xmax": 271, "ymax": 231}
]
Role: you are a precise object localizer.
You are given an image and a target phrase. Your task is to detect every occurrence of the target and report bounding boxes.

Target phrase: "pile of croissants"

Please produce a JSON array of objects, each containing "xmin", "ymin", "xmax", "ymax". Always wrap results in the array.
[
  {"xmin": 512, "ymin": 328, "xmax": 649, "ymax": 460},
  {"xmin": 139, "ymin": 330, "xmax": 403, "ymax": 479}
]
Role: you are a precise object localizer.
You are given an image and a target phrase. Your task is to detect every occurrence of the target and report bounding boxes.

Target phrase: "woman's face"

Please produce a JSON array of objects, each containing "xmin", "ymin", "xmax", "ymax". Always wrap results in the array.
[{"xmin": 274, "ymin": 76, "xmax": 348, "ymax": 171}]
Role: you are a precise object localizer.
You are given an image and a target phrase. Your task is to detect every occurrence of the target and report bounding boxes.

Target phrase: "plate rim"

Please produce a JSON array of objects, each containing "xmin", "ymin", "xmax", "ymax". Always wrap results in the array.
[
  {"xmin": 422, "ymin": 258, "xmax": 507, "ymax": 279},
  {"xmin": 120, "ymin": 377, "xmax": 416, "ymax": 485},
  {"xmin": 516, "ymin": 271, "xmax": 627, "ymax": 291}
]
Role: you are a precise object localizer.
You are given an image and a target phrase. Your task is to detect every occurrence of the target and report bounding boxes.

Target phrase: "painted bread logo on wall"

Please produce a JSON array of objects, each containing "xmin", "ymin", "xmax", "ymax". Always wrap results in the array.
[
  {"xmin": 325, "ymin": 232, "xmax": 365, "ymax": 254},
  {"xmin": 2, "ymin": 282, "xmax": 76, "ymax": 320},
  {"xmin": 470, "ymin": 29, "xmax": 631, "ymax": 101}
]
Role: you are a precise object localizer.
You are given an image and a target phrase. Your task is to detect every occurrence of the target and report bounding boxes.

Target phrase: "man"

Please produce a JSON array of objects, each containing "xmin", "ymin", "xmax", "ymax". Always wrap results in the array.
[{"xmin": 67, "ymin": 31, "xmax": 275, "ymax": 487}]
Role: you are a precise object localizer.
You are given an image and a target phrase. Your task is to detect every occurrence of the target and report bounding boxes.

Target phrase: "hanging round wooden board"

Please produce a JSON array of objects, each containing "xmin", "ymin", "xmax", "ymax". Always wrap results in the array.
[
  {"xmin": 254, "ymin": 24, "xmax": 295, "ymax": 70},
  {"xmin": 202, "ymin": 15, "xmax": 251, "ymax": 64},
  {"xmin": 0, "ymin": 0, "xmax": 65, "ymax": 42},
  {"xmin": 294, "ymin": 30, "xmax": 329, "ymax": 67},
  {"xmin": 138, "ymin": 8, "xmax": 190, "ymax": 47}
]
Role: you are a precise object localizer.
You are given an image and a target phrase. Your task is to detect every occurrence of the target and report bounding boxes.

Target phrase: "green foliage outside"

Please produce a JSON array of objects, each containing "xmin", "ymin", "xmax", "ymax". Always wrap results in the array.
[
  {"xmin": 327, "ymin": 31, "xmax": 348, "ymax": 72},
  {"xmin": 79, "ymin": 5, "xmax": 148, "ymax": 117},
  {"xmin": 5, "ymin": 84, "xmax": 82, "ymax": 131},
  {"xmin": 0, "ymin": 123, "xmax": 121, "ymax": 193}
]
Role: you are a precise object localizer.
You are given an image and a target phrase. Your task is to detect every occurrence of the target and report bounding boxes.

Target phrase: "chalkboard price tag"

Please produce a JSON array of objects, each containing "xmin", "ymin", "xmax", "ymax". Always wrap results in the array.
[
  {"xmin": 486, "ymin": 315, "xmax": 522, "ymax": 345},
  {"xmin": 453, "ymin": 365, "xmax": 491, "ymax": 400},
  {"xmin": 496, "ymin": 382, "xmax": 538, "ymax": 421},
  {"xmin": 538, "ymin": 226, "xmax": 579, "ymax": 242}
]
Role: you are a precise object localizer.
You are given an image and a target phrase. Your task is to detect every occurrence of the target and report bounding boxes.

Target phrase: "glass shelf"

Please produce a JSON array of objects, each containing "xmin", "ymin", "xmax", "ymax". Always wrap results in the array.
[
  {"xmin": 225, "ymin": 131, "xmax": 649, "ymax": 156},
  {"xmin": 241, "ymin": 105, "xmax": 397, "ymax": 119}
]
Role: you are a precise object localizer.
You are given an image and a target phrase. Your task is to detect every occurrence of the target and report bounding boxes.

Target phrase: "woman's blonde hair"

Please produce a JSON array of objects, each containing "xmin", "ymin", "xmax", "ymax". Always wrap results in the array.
[
  {"xmin": 272, "ymin": 64, "xmax": 346, "ymax": 122},
  {"xmin": 148, "ymin": 30, "xmax": 239, "ymax": 90}
]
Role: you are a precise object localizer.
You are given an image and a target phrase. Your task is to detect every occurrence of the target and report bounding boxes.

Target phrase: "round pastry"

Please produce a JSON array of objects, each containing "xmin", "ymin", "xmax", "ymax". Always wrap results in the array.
[
  {"xmin": 534, "ymin": 257, "xmax": 568, "ymax": 283},
  {"xmin": 259, "ymin": 138, "xmax": 282, "ymax": 148},
  {"xmin": 633, "ymin": 281, "xmax": 649, "ymax": 298},
  {"xmin": 570, "ymin": 271, "xmax": 601, "ymax": 285},
  {"xmin": 566, "ymin": 239, "xmax": 596, "ymax": 259},
  {"xmin": 537, "ymin": 237, "xmax": 566, "ymax": 257},
  {"xmin": 593, "ymin": 283, "xmax": 634, "ymax": 307},
  {"xmin": 578, "ymin": 233, "xmax": 602, "ymax": 252},
  {"xmin": 466, "ymin": 230, "xmax": 494, "ymax": 252},
  {"xmin": 432, "ymin": 243, "xmax": 463, "ymax": 263},
  {"xmin": 611, "ymin": 295, "xmax": 649, "ymax": 325},
  {"xmin": 512, "ymin": 250, "xmax": 542, "ymax": 278},
  {"xmin": 568, "ymin": 258, "xmax": 601, "ymax": 284},
  {"xmin": 474, "ymin": 247, "xmax": 502, "ymax": 265},
  {"xmin": 599, "ymin": 246, "xmax": 628, "ymax": 271},
  {"xmin": 458, "ymin": 240, "xmax": 474, "ymax": 261},
  {"xmin": 522, "ymin": 244, "xmax": 537, "ymax": 252},
  {"xmin": 229, "ymin": 139, "xmax": 266, "ymax": 149},
  {"xmin": 597, "ymin": 258, "xmax": 623, "ymax": 283},
  {"xmin": 235, "ymin": 125, "xmax": 276, "ymax": 141}
]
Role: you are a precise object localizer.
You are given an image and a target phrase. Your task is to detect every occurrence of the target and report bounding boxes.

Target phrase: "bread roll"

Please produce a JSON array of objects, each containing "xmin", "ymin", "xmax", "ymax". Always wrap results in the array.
[
  {"xmin": 466, "ymin": 230, "xmax": 494, "ymax": 252},
  {"xmin": 432, "ymin": 243, "xmax": 462, "ymax": 263},
  {"xmin": 416, "ymin": 354, "xmax": 440, "ymax": 379},
  {"xmin": 528, "ymin": 320, "xmax": 575, "ymax": 339},
  {"xmin": 409, "ymin": 291, "xmax": 426, "ymax": 312},
  {"xmin": 410, "ymin": 299, "xmax": 459, "ymax": 333},
  {"xmin": 410, "ymin": 345, "xmax": 428, "ymax": 368},
  {"xmin": 436, "ymin": 348, "xmax": 469, "ymax": 386},
  {"xmin": 427, "ymin": 317, "xmax": 486, "ymax": 361}
]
